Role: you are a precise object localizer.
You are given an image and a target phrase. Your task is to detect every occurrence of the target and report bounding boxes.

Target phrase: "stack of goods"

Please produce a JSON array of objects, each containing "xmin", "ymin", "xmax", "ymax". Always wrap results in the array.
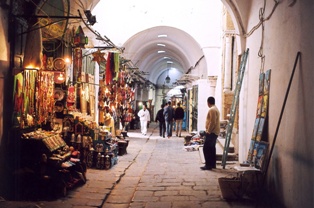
[
  {"xmin": 85, "ymin": 126, "xmax": 118, "ymax": 170},
  {"xmin": 19, "ymin": 129, "xmax": 86, "ymax": 198},
  {"xmin": 183, "ymin": 133, "xmax": 204, "ymax": 152}
]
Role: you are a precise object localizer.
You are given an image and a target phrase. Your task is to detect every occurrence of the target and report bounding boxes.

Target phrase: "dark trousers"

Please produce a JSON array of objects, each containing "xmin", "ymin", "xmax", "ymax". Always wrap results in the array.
[
  {"xmin": 159, "ymin": 121, "xmax": 166, "ymax": 137},
  {"xmin": 203, "ymin": 133, "xmax": 218, "ymax": 168},
  {"xmin": 165, "ymin": 121, "xmax": 173, "ymax": 137}
]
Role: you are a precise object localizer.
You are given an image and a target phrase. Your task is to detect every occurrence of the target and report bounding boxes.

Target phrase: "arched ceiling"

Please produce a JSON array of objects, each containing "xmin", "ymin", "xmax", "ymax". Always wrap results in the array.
[
  {"xmin": 18, "ymin": 0, "xmax": 248, "ymax": 90},
  {"xmin": 35, "ymin": 0, "xmax": 244, "ymax": 87},
  {"xmin": 89, "ymin": 0, "xmax": 226, "ymax": 87},
  {"xmin": 122, "ymin": 26, "xmax": 205, "ymax": 87}
]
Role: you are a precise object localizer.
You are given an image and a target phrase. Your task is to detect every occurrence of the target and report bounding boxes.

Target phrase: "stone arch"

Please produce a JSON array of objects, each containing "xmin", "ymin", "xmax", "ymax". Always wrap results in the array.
[{"xmin": 221, "ymin": 0, "xmax": 251, "ymax": 54}]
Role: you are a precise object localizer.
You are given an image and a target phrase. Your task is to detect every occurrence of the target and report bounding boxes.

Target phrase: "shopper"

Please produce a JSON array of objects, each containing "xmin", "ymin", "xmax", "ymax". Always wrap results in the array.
[
  {"xmin": 174, "ymin": 102, "xmax": 185, "ymax": 137},
  {"xmin": 137, "ymin": 104, "xmax": 150, "ymax": 136},
  {"xmin": 163, "ymin": 101, "xmax": 174, "ymax": 138},
  {"xmin": 201, "ymin": 96, "xmax": 220, "ymax": 170},
  {"xmin": 104, "ymin": 106, "xmax": 115, "ymax": 137},
  {"xmin": 155, "ymin": 104, "xmax": 166, "ymax": 138}
]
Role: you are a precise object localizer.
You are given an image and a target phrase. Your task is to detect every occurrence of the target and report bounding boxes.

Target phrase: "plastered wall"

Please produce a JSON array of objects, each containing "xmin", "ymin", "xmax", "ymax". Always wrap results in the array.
[{"xmin": 234, "ymin": 0, "xmax": 314, "ymax": 207}]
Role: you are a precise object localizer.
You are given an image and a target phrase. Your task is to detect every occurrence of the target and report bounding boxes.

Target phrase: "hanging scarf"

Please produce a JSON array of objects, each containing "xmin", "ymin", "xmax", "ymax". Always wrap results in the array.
[
  {"xmin": 105, "ymin": 52, "xmax": 112, "ymax": 85},
  {"xmin": 110, "ymin": 52, "xmax": 115, "ymax": 81},
  {"xmin": 13, "ymin": 73, "xmax": 23, "ymax": 114},
  {"xmin": 113, "ymin": 53, "xmax": 120, "ymax": 81},
  {"xmin": 23, "ymin": 70, "xmax": 37, "ymax": 116}
]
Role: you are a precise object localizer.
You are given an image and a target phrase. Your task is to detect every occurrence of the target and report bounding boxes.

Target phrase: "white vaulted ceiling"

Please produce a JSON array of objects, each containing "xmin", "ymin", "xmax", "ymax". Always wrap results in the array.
[
  {"xmin": 91, "ymin": 0, "xmax": 223, "ymax": 87},
  {"xmin": 29, "ymin": 0, "xmax": 223, "ymax": 87},
  {"xmin": 122, "ymin": 26, "xmax": 204, "ymax": 86}
]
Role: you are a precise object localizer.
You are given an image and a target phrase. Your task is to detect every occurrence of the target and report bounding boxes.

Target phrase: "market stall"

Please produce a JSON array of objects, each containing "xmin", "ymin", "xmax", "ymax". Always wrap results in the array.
[
  {"xmin": 11, "ymin": 34, "xmax": 139, "ymax": 200},
  {"xmin": 7, "ymin": 0, "xmax": 152, "ymax": 198}
]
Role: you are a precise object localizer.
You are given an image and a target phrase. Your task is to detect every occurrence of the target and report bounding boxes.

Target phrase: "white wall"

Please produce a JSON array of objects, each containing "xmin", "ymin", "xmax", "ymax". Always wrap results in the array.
[
  {"xmin": 196, "ymin": 79, "xmax": 215, "ymax": 131},
  {"xmin": 234, "ymin": 0, "xmax": 314, "ymax": 207}
]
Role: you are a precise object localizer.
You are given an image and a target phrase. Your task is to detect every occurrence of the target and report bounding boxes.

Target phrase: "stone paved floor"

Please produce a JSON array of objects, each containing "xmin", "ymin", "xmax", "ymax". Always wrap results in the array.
[{"xmin": 0, "ymin": 123, "xmax": 272, "ymax": 208}]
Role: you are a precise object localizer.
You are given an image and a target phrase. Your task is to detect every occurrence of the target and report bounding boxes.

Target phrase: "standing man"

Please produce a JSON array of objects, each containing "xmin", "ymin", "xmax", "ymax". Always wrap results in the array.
[
  {"xmin": 174, "ymin": 102, "xmax": 185, "ymax": 137},
  {"xmin": 201, "ymin": 96, "xmax": 220, "ymax": 170},
  {"xmin": 155, "ymin": 104, "xmax": 166, "ymax": 138},
  {"xmin": 163, "ymin": 101, "xmax": 174, "ymax": 138},
  {"xmin": 137, "ymin": 104, "xmax": 150, "ymax": 136}
]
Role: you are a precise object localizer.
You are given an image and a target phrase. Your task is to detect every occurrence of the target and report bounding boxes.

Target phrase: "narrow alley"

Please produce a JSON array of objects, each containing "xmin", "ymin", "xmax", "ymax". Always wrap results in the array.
[{"xmin": 1, "ymin": 123, "xmax": 274, "ymax": 208}]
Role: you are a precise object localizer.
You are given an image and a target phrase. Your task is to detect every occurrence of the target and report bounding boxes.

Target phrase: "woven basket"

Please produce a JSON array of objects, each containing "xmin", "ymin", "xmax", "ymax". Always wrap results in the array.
[{"xmin": 218, "ymin": 177, "xmax": 245, "ymax": 200}]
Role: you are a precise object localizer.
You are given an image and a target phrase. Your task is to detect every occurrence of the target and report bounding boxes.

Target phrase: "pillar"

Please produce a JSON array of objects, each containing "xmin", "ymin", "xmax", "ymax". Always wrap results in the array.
[{"xmin": 223, "ymin": 35, "xmax": 232, "ymax": 91}]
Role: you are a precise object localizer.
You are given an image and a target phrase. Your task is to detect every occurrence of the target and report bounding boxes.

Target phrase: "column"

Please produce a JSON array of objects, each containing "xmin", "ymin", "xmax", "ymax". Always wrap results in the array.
[{"xmin": 224, "ymin": 35, "xmax": 232, "ymax": 91}]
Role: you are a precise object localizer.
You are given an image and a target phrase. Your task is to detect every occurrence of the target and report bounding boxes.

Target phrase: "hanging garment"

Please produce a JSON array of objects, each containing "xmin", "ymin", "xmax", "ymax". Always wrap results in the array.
[
  {"xmin": 67, "ymin": 85, "xmax": 76, "ymax": 104},
  {"xmin": 13, "ymin": 73, "xmax": 24, "ymax": 114},
  {"xmin": 105, "ymin": 52, "xmax": 113, "ymax": 85},
  {"xmin": 113, "ymin": 53, "xmax": 120, "ymax": 81},
  {"xmin": 110, "ymin": 53, "xmax": 115, "ymax": 82}
]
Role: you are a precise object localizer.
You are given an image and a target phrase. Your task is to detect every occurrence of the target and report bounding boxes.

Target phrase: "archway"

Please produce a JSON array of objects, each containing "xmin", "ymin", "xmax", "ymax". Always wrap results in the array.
[{"xmin": 122, "ymin": 26, "xmax": 207, "ymax": 86}]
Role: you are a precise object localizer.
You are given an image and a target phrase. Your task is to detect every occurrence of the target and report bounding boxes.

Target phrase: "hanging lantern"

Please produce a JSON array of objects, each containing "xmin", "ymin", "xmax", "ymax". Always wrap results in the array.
[
  {"xmin": 73, "ymin": 26, "xmax": 88, "ymax": 48},
  {"xmin": 23, "ymin": 19, "xmax": 42, "ymax": 69},
  {"xmin": 165, "ymin": 75, "xmax": 171, "ymax": 84},
  {"xmin": 165, "ymin": 62, "xmax": 171, "ymax": 84}
]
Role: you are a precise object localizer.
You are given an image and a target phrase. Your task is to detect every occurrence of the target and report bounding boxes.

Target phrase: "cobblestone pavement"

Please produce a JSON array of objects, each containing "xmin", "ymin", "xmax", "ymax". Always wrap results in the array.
[{"xmin": 0, "ymin": 123, "xmax": 265, "ymax": 208}]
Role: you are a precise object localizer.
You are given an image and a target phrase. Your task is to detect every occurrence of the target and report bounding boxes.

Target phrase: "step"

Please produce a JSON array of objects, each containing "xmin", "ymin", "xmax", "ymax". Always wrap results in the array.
[
  {"xmin": 216, "ymin": 153, "xmax": 238, "ymax": 161},
  {"xmin": 217, "ymin": 137, "xmax": 234, "ymax": 153},
  {"xmin": 199, "ymin": 143, "xmax": 238, "ymax": 164},
  {"xmin": 216, "ymin": 141, "xmax": 238, "ymax": 161}
]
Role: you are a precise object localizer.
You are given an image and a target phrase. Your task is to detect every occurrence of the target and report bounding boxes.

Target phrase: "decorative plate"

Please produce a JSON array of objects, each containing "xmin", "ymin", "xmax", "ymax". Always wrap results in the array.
[
  {"xmin": 53, "ymin": 58, "xmax": 66, "ymax": 71},
  {"xmin": 54, "ymin": 101, "xmax": 64, "ymax": 113},
  {"xmin": 54, "ymin": 88, "xmax": 65, "ymax": 101},
  {"xmin": 54, "ymin": 71, "xmax": 66, "ymax": 84}
]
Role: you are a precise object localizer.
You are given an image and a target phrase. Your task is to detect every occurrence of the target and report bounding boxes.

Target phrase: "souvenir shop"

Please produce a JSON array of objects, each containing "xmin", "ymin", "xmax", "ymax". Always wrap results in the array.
[{"xmin": 10, "ymin": 19, "xmax": 138, "ymax": 199}]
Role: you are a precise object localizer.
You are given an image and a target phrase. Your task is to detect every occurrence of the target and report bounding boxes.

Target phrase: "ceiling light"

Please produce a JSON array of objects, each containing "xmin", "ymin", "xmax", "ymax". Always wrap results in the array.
[
  {"xmin": 165, "ymin": 75, "xmax": 171, "ymax": 84},
  {"xmin": 158, "ymin": 51, "xmax": 165, "ymax": 53},
  {"xmin": 167, "ymin": 61, "xmax": 173, "ymax": 64},
  {"xmin": 165, "ymin": 62, "xmax": 171, "ymax": 84},
  {"xmin": 157, "ymin": 43, "xmax": 166, "ymax": 47},
  {"xmin": 158, "ymin": 34, "xmax": 167, "ymax": 38}
]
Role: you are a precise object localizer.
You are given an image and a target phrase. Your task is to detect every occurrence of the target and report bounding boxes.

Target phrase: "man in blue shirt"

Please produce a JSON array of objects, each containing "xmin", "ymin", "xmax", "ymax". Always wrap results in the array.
[{"xmin": 163, "ymin": 101, "xmax": 174, "ymax": 138}]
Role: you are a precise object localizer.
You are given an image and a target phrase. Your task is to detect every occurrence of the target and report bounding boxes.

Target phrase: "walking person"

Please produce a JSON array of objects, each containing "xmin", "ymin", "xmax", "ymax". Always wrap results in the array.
[
  {"xmin": 201, "ymin": 96, "xmax": 220, "ymax": 170},
  {"xmin": 137, "ymin": 104, "xmax": 150, "ymax": 136},
  {"xmin": 174, "ymin": 102, "xmax": 184, "ymax": 137},
  {"xmin": 163, "ymin": 101, "xmax": 174, "ymax": 138},
  {"xmin": 155, "ymin": 104, "xmax": 166, "ymax": 138}
]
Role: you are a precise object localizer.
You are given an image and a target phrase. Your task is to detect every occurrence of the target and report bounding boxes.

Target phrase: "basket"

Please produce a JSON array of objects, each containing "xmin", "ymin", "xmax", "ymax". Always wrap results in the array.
[{"xmin": 218, "ymin": 177, "xmax": 245, "ymax": 200}]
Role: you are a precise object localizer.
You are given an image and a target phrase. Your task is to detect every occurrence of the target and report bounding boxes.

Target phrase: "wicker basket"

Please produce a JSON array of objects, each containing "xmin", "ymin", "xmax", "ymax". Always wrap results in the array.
[{"xmin": 218, "ymin": 177, "xmax": 245, "ymax": 200}]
